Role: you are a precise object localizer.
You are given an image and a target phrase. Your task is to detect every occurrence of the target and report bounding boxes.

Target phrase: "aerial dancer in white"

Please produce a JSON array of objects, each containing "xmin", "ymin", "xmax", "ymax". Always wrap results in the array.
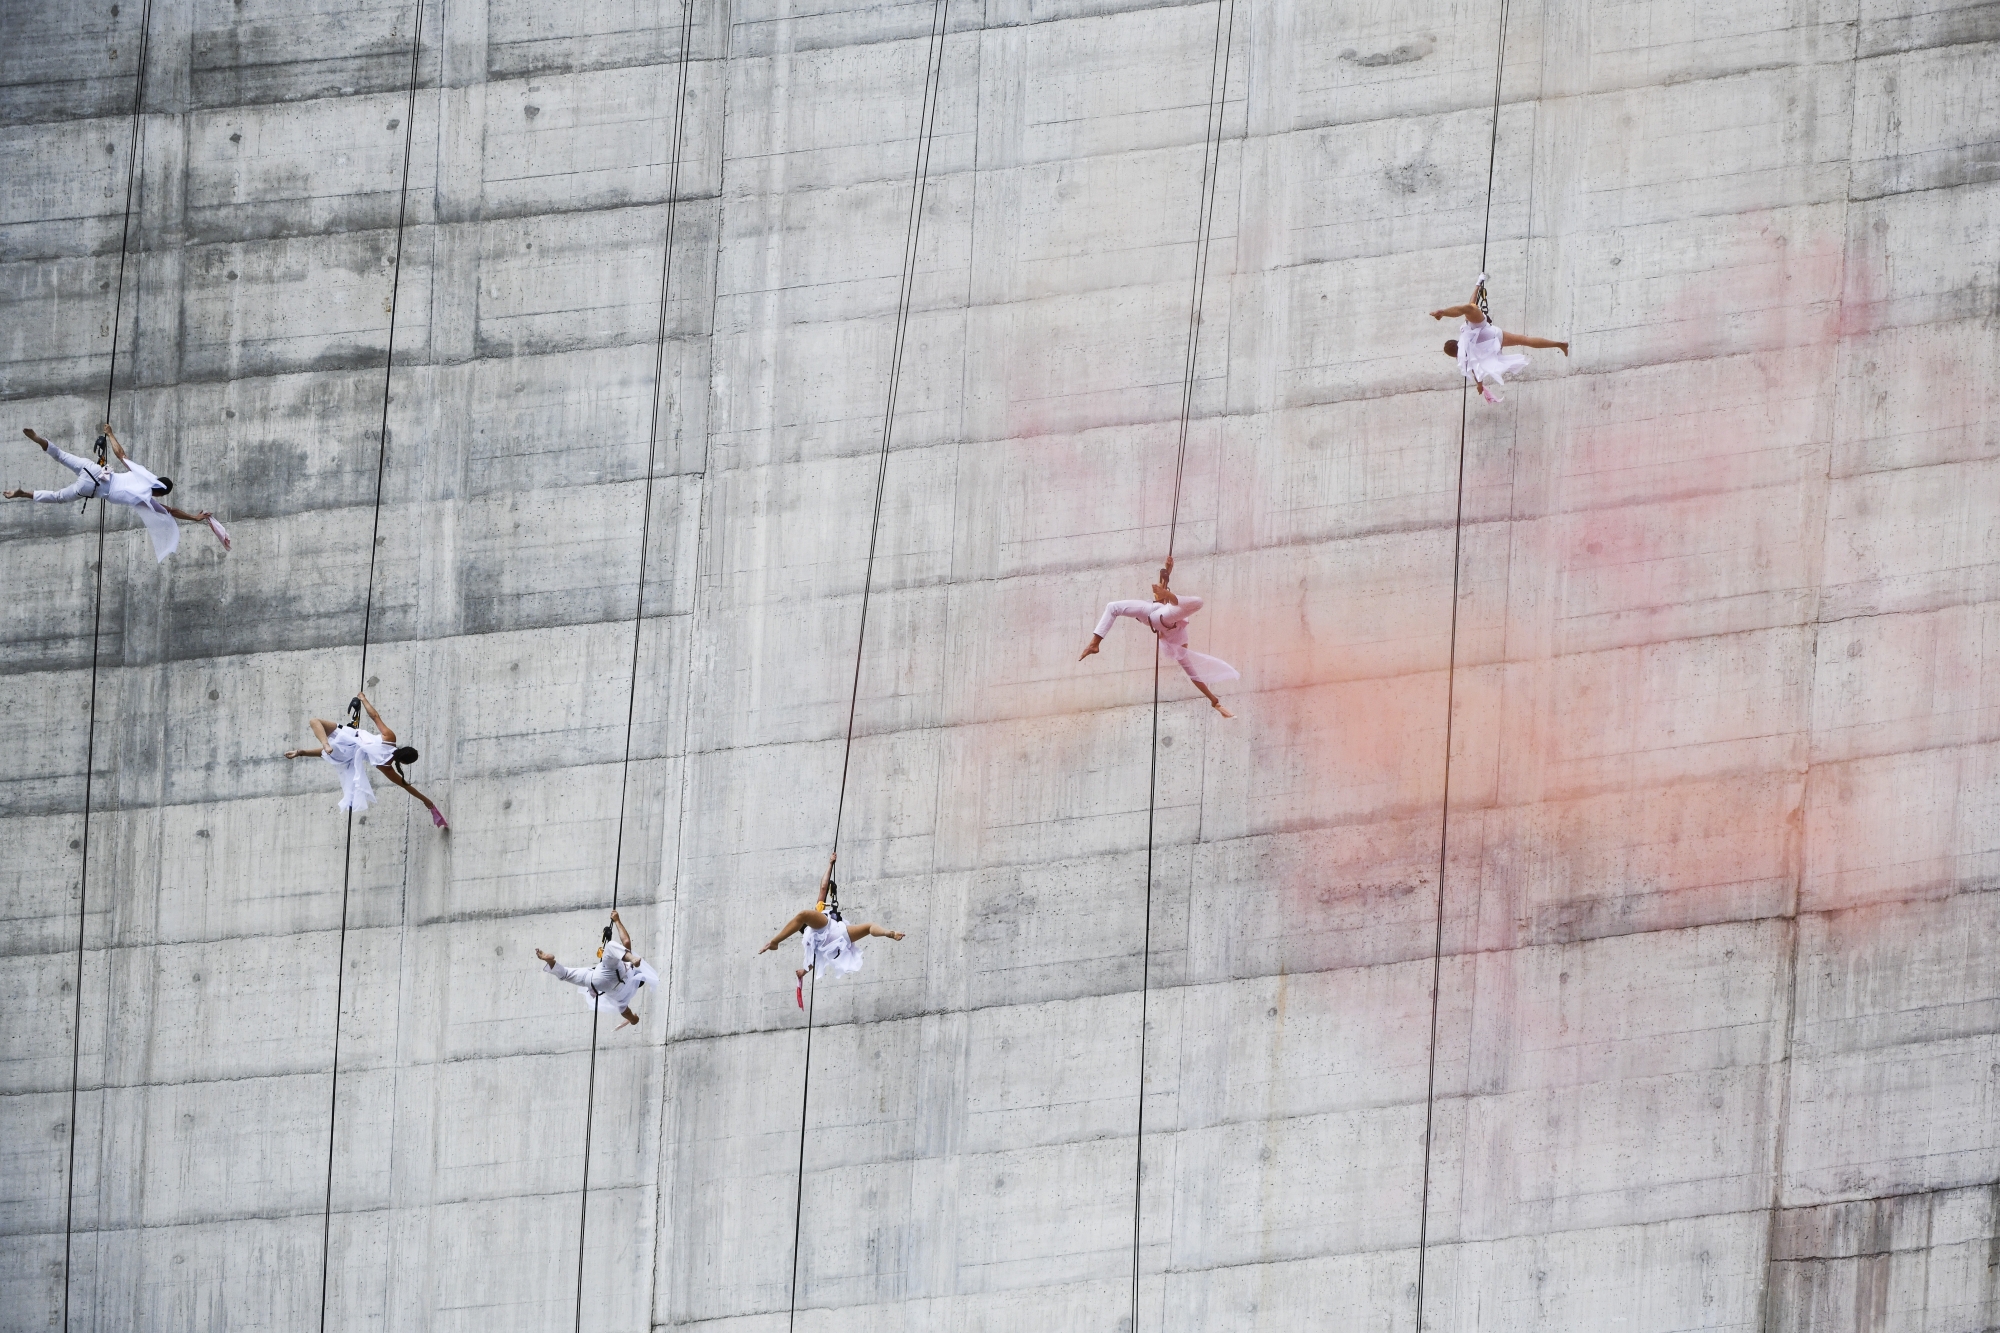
[
  {"xmin": 6, "ymin": 425, "xmax": 231, "ymax": 559},
  {"xmin": 284, "ymin": 691, "xmax": 448, "ymax": 827},
  {"xmin": 536, "ymin": 909, "xmax": 659, "ymax": 1029},
  {"xmin": 757, "ymin": 854, "xmax": 905, "ymax": 1009},
  {"xmin": 1430, "ymin": 275, "xmax": 1567, "ymax": 403},
  {"xmin": 1079, "ymin": 555, "xmax": 1237, "ymax": 717}
]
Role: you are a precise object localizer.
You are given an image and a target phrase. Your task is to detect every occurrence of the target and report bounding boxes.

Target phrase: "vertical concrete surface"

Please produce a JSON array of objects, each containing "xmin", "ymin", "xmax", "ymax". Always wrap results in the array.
[{"xmin": 3, "ymin": 0, "xmax": 1998, "ymax": 1330}]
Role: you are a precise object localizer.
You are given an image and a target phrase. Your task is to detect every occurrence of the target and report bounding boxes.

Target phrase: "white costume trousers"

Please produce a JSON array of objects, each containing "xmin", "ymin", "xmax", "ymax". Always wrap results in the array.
[
  {"xmin": 1093, "ymin": 595, "xmax": 1239, "ymax": 685},
  {"xmin": 547, "ymin": 949, "xmax": 659, "ymax": 1015}
]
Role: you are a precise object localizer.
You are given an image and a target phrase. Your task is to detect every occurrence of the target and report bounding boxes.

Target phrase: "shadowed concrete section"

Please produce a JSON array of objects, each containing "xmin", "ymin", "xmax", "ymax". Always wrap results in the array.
[{"xmin": 3, "ymin": 0, "xmax": 1999, "ymax": 1329}]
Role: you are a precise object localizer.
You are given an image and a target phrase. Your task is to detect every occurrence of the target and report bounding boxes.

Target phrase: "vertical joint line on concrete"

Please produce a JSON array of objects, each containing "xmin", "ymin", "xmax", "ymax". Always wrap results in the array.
[
  {"xmin": 63, "ymin": 2, "xmax": 156, "ymax": 1328},
  {"xmin": 572, "ymin": 1, "xmax": 701, "ymax": 1326},
  {"xmin": 1412, "ymin": 2, "xmax": 1509, "ymax": 1329},
  {"xmin": 1133, "ymin": 2, "xmax": 1236, "ymax": 1328},
  {"xmin": 790, "ymin": 3, "xmax": 951, "ymax": 1328},
  {"xmin": 318, "ymin": 4, "xmax": 427, "ymax": 1328}
]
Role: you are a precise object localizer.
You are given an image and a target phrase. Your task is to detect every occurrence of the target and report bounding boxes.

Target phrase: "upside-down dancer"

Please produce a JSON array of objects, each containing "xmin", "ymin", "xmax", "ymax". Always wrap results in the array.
[
  {"xmin": 6, "ymin": 425, "xmax": 230, "ymax": 560},
  {"xmin": 1079, "ymin": 554, "xmax": 1237, "ymax": 717},
  {"xmin": 536, "ymin": 909, "xmax": 658, "ymax": 1029},
  {"xmin": 1430, "ymin": 275, "xmax": 1567, "ymax": 403},
  {"xmin": 757, "ymin": 854, "xmax": 905, "ymax": 1009},
  {"xmin": 284, "ymin": 691, "xmax": 448, "ymax": 827}
]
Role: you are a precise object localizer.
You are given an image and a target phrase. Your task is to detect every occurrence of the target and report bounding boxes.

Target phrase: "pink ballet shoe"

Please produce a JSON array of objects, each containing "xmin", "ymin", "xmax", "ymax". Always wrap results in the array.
[
  {"xmin": 430, "ymin": 806, "xmax": 448, "ymax": 829},
  {"xmin": 205, "ymin": 515, "xmax": 232, "ymax": 551},
  {"xmin": 1478, "ymin": 383, "xmax": 1501, "ymax": 405}
]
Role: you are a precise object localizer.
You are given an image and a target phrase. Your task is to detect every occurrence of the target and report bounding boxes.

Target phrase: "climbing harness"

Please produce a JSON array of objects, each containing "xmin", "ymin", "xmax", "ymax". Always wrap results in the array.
[{"xmin": 73, "ymin": 435, "xmax": 109, "ymax": 514}]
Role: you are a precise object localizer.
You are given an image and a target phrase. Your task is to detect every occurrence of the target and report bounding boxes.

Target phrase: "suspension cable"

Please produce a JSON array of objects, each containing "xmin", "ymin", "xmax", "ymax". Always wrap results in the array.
[
  {"xmin": 317, "ymin": 4, "xmax": 427, "ymax": 1327},
  {"xmin": 1412, "ymin": 1, "xmax": 1511, "ymax": 1328},
  {"xmin": 570, "ymin": 0, "xmax": 700, "ymax": 1325},
  {"xmin": 1130, "ymin": 1, "xmax": 1236, "ymax": 1327},
  {"xmin": 61, "ymin": 3, "xmax": 156, "ymax": 1327},
  {"xmin": 787, "ymin": 4, "xmax": 951, "ymax": 1327}
]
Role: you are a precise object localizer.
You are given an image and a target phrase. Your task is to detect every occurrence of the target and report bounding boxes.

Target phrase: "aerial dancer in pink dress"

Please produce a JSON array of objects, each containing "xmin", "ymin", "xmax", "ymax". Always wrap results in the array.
[
  {"xmin": 6, "ymin": 425, "xmax": 230, "ymax": 558},
  {"xmin": 1079, "ymin": 555, "xmax": 1237, "ymax": 717},
  {"xmin": 757, "ymin": 854, "xmax": 905, "ymax": 1009},
  {"xmin": 1430, "ymin": 275, "xmax": 1568, "ymax": 403}
]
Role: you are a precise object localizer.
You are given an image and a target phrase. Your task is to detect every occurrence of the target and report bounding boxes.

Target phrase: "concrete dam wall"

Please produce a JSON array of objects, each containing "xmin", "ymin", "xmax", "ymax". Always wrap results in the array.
[{"xmin": 5, "ymin": 0, "xmax": 2000, "ymax": 1329}]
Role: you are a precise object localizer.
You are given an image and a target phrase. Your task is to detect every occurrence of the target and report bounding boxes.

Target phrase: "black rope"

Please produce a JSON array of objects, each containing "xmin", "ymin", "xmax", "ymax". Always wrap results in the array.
[
  {"xmin": 318, "ymin": 3, "xmax": 426, "ymax": 1327},
  {"xmin": 787, "ymin": 3, "xmax": 951, "ymax": 1327},
  {"xmin": 61, "ymin": 2, "xmax": 155, "ymax": 1326},
  {"xmin": 570, "ymin": 0, "xmax": 700, "ymax": 1324},
  {"xmin": 1130, "ymin": 1, "xmax": 1235, "ymax": 1327},
  {"xmin": 1412, "ymin": 1, "xmax": 1510, "ymax": 1329}
]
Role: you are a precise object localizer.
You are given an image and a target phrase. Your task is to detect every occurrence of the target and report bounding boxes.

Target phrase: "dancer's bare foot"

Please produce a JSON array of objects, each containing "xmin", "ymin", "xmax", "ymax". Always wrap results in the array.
[
  {"xmin": 1079, "ymin": 636, "xmax": 1102, "ymax": 660},
  {"xmin": 757, "ymin": 940, "xmax": 778, "ymax": 955},
  {"xmin": 1559, "ymin": 341, "xmax": 1570, "ymax": 356},
  {"xmin": 887, "ymin": 930, "xmax": 905, "ymax": 941},
  {"xmin": 3, "ymin": 489, "xmax": 28, "ymax": 499},
  {"xmin": 535, "ymin": 948, "xmax": 555, "ymax": 965},
  {"xmin": 617, "ymin": 1009, "xmax": 639, "ymax": 1029}
]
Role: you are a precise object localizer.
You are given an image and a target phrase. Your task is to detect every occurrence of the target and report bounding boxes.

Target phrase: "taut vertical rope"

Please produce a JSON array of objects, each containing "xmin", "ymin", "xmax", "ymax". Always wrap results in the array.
[
  {"xmin": 318, "ymin": 3, "xmax": 427, "ymax": 1326},
  {"xmin": 1412, "ymin": 1, "xmax": 1511, "ymax": 1328},
  {"xmin": 62, "ymin": 2, "xmax": 156, "ymax": 1326},
  {"xmin": 1131, "ymin": 1, "xmax": 1236, "ymax": 1328},
  {"xmin": 571, "ymin": 0, "xmax": 701, "ymax": 1325},
  {"xmin": 788, "ymin": 4, "xmax": 951, "ymax": 1327}
]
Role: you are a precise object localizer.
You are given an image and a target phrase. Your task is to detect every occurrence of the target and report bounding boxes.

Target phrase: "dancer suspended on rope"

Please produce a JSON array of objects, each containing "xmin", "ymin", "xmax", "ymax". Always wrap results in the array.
[
  {"xmin": 284, "ymin": 691, "xmax": 448, "ymax": 827},
  {"xmin": 1079, "ymin": 555, "xmax": 1237, "ymax": 717},
  {"xmin": 1430, "ymin": 275, "xmax": 1567, "ymax": 404},
  {"xmin": 6, "ymin": 425, "xmax": 231, "ymax": 559},
  {"xmin": 536, "ymin": 909, "xmax": 658, "ymax": 1029},
  {"xmin": 757, "ymin": 853, "xmax": 905, "ymax": 1009}
]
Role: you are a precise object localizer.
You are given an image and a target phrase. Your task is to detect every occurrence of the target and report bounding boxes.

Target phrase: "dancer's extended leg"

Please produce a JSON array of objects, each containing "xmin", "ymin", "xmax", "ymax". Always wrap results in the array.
[
  {"xmin": 757, "ymin": 909, "xmax": 831, "ymax": 955},
  {"xmin": 1501, "ymin": 331, "xmax": 1568, "ymax": 354}
]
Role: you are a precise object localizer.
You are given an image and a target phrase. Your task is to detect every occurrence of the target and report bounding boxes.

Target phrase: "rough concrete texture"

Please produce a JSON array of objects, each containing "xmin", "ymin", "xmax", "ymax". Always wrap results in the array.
[{"xmin": 5, "ymin": 0, "xmax": 2000, "ymax": 1329}]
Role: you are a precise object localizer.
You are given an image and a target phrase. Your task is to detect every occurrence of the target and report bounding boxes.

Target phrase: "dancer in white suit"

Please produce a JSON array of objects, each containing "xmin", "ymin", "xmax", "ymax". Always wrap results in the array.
[
  {"xmin": 6, "ymin": 425, "xmax": 230, "ymax": 559},
  {"xmin": 537, "ymin": 910, "xmax": 659, "ymax": 1029},
  {"xmin": 284, "ymin": 691, "xmax": 448, "ymax": 827},
  {"xmin": 757, "ymin": 854, "xmax": 905, "ymax": 1009},
  {"xmin": 1079, "ymin": 555, "xmax": 1237, "ymax": 716},
  {"xmin": 1430, "ymin": 276, "xmax": 1567, "ymax": 403}
]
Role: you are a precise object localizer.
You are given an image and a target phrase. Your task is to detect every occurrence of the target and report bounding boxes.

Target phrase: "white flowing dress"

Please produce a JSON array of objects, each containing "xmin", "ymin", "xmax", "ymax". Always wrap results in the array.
[
  {"xmin": 323, "ymin": 725, "xmax": 397, "ymax": 812},
  {"xmin": 1456, "ymin": 319, "xmax": 1529, "ymax": 399},
  {"xmin": 802, "ymin": 919, "xmax": 865, "ymax": 978}
]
